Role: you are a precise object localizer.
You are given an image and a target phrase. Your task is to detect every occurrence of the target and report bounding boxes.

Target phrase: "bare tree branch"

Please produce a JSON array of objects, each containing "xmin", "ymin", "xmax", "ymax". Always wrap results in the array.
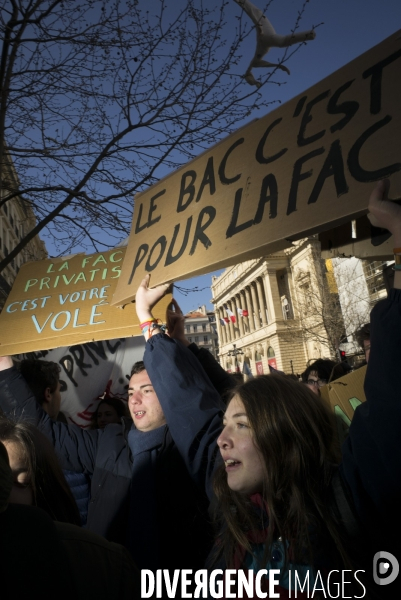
[{"xmin": 1, "ymin": 0, "xmax": 315, "ymax": 270}]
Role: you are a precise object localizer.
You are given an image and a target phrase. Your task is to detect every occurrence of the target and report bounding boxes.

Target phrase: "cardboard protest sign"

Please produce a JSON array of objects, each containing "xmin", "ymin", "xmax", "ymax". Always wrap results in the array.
[
  {"xmin": 320, "ymin": 366, "xmax": 367, "ymax": 444},
  {"xmin": 0, "ymin": 248, "xmax": 171, "ymax": 356},
  {"xmin": 112, "ymin": 30, "xmax": 401, "ymax": 307},
  {"xmin": 20, "ymin": 336, "xmax": 146, "ymax": 428}
]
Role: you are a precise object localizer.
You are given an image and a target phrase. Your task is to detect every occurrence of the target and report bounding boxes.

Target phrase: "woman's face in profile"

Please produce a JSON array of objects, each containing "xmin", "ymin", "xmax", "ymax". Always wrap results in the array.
[
  {"xmin": 217, "ymin": 396, "xmax": 265, "ymax": 495},
  {"xmin": 3, "ymin": 441, "xmax": 33, "ymax": 505}
]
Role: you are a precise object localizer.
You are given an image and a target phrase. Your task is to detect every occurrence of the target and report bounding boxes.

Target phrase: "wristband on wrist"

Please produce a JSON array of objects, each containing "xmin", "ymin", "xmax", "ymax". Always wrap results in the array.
[
  {"xmin": 140, "ymin": 319, "xmax": 166, "ymax": 340},
  {"xmin": 140, "ymin": 319, "xmax": 158, "ymax": 330}
]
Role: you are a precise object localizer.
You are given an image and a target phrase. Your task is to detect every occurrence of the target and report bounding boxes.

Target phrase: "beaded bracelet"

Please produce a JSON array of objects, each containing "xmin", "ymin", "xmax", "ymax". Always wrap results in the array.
[{"xmin": 140, "ymin": 319, "xmax": 166, "ymax": 340}]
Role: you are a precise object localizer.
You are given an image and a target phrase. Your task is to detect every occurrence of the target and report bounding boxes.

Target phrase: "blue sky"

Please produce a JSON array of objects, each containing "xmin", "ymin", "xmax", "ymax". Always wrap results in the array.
[
  {"xmin": 174, "ymin": 0, "xmax": 401, "ymax": 314},
  {"xmin": 39, "ymin": 0, "xmax": 401, "ymax": 314}
]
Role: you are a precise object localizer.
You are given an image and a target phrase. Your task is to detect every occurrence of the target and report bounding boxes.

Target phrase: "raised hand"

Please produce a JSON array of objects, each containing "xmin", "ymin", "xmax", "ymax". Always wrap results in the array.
[
  {"xmin": 368, "ymin": 179, "xmax": 401, "ymax": 245},
  {"xmin": 166, "ymin": 299, "xmax": 189, "ymax": 346},
  {"xmin": 135, "ymin": 274, "xmax": 170, "ymax": 323}
]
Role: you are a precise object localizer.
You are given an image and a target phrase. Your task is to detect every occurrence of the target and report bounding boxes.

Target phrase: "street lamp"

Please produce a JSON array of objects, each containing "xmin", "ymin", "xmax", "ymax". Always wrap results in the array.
[{"xmin": 227, "ymin": 343, "xmax": 244, "ymax": 373}]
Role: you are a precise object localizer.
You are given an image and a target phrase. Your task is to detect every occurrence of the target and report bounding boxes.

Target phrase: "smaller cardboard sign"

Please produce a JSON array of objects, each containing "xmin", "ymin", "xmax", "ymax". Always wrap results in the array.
[
  {"xmin": 0, "ymin": 248, "xmax": 171, "ymax": 356},
  {"xmin": 320, "ymin": 366, "xmax": 367, "ymax": 444}
]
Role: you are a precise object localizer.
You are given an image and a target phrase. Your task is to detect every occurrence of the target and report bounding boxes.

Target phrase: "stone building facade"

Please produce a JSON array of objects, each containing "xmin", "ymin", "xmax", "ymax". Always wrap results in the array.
[
  {"xmin": 211, "ymin": 238, "xmax": 340, "ymax": 376},
  {"xmin": 0, "ymin": 154, "xmax": 47, "ymax": 308},
  {"xmin": 184, "ymin": 305, "xmax": 219, "ymax": 360}
]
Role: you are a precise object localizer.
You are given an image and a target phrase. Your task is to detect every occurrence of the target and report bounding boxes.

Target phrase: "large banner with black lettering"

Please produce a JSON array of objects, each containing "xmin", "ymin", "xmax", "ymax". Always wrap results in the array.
[
  {"xmin": 112, "ymin": 31, "xmax": 401, "ymax": 306},
  {"xmin": 0, "ymin": 248, "xmax": 171, "ymax": 356},
  {"xmin": 20, "ymin": 336, "xmax": 145, "ymax": 428}
]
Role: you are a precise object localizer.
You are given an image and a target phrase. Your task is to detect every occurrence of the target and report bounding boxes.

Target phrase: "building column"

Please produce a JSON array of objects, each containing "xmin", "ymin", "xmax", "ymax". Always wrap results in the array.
[
  {"xmin": 263, "ymin": 269, "xmax": 283, "ymax": 323},
  {"xmin": 240, "ymin": 290, "xmax": 249, "ymax": 334},
  {"xmin": 228, "ymin": 299, "xmax": 238, "ymax": 340},
  {"xmin": 214, "ymin": 308, "xmax": 224, "ymax": 350},
  {"xmin": 235, "ymin": 294, "xmax": 245, "ymax": 337},
  {"xmin": 244, "ymin": 286, "xmax": 255, "ymax": 332},
  {"xmin": 256, "ymin": 278, "xmax": 268, "ymax": 326},
  {"xmin": 226, "ymin": 301, "xmax": 235, "ymax": 342},
  {"xmin": 218, "ymin": 307, "xmax": 228, "ymax": 344},
  {"xmin": 250, "ymin": 282, "xmax": 260, "ymax": 330}
]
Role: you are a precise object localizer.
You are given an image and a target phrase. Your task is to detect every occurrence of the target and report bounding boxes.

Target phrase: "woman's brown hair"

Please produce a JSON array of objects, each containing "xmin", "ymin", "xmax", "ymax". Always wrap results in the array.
[
  {"xmin": 212, "ymin": 374, "xmax": 346, "ymax": 570},
  {"xmin": 0, "ymin": 418, "xmax": 81, "ymax": 526}
]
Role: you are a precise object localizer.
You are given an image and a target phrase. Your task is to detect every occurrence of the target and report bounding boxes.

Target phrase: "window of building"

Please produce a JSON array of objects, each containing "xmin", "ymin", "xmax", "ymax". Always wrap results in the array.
[
  {"xmin": 188, "ymin": 337, "xmax": 192, "ymax": 343},
  {"xmin": 202, "ymin": 324, "xmax": 206, "ymax": 332},
  {"xmin": 203, "ymin": 336, "xmax": 208, "ymax": 343},
  {"xmin": 195, "ymin": 336, "xmax": 199, "ymax": 343},
  {"xmin": 193, "ymin": 325, "xmax": 197, "ymax": 332}
]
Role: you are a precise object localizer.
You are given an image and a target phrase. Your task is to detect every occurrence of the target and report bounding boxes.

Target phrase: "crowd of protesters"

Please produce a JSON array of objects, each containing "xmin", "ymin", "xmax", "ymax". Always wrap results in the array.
[{"xmin": 0, "ymin": 180, "xmax": 400, "ymax": 599}]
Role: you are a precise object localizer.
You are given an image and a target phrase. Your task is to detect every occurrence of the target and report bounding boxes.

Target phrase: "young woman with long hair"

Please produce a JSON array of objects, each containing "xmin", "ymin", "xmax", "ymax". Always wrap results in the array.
[
  {"xmin": 0, "ymin": 418, "xmax": 81, "ymax": 526},
  {"xmin": 135, "ymin": 180, "xmax": 401, "ymax": 598}
]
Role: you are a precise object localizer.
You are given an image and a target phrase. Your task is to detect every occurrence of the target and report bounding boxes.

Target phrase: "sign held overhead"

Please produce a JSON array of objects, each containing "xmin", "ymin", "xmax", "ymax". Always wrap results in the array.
[
  {"xmin": 0, "ymin": 248, "xmax": 171, "ymax": 356},
  {"xmin": 112, "ymin": 31, "xmax": 401, "ymax": 307}
]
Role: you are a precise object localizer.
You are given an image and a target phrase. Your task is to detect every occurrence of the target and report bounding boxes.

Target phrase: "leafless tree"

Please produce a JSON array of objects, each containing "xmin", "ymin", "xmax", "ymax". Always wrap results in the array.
[{"xmin": 0, "ymin": 0, "xmax": 315, "ymax": 272}]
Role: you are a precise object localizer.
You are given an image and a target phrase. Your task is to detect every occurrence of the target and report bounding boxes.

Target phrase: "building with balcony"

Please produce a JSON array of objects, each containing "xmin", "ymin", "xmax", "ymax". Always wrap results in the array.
[
  {"xmin": 184, "ymin": 305, "xmax": 219, "ymax": 360},
  {"xmin": 211, "ymin": 238, "xmax": 344, "ymax": 376}
]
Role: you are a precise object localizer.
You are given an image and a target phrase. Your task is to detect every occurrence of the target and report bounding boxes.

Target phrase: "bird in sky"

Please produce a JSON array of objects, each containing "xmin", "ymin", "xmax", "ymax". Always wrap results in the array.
[{"xmin": 233, "ymin": 0, "xmax": 316, "ymax": 87}]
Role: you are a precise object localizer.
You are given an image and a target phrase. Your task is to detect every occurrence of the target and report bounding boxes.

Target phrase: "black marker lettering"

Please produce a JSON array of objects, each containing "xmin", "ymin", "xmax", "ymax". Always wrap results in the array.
[
  {"xmin": 256, "ymin": 118, "xmax": 287, "ymax": 164},
  {"xmin": 363, "ymin": 48, "xmax": 401, "ymax": 114},
  {"xmin": 195, "ymin": 157, "xmax": 216, "ymax": 202},
  {"xmin": 218, "ymin": 138, "xmax": 244, "ymax": 184},
  {"xmin": 177, "ymin": 170, "xmax": 197, "ymax": 212},
  {"xmin": 328, "ymin": 80, "xmax": 359, "ymax": 133},
  {"xmin": 287, "ymin": 148, "xmax": 325, "ymax": 215},
  {"xmin": 145, "ymin": 236, "xmax": 167, "ymax": 272},
  {"xmin": 297, "ymin": 90, "xmax": 330, "ymax": 147},
  {"xmin": 189, "ymin": 206, "xmax": 216, "ymax": 255},
  {"xmin": 254, "ymin": 174, "xmax": 278, "ymax": 222},
  {"xmin": 165, "ymin": 217, "xmax": 193, "ymax": 266},
  {"xmin": 226, "ymin": 189, "xmax": 254, "ymax": 238},
  {"xmin": 348, "ymin": 115, "xmax": 401, "ymax": 181},
  {"xmin": 128, "ymin": 244, "xmax": 148, "ymax": 285},
  {"xmin": 308, "ymin": 140, "xmax": 348, "ymax": 204}
]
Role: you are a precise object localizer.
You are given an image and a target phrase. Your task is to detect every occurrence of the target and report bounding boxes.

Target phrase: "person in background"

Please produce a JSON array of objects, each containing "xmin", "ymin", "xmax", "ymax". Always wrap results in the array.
[
  {"xmin": 19, "ymin": 359, "xmax": 62, "ymax": 419},
  {"xmin": 301, "ymin": 358, "xmax": 336, "ymax": 394},
  {"xmin": 18, "ymin": 358, "xmax": 90, "ymax": 525},
  {"xmin": 0, "ymin": 417, "xmax": 81, "ymax": 526},
  {"xmin": 91, "ymin": 396, "xmax": 129, "ymax": 430},
  {"xmin": 0, "ymin": 440, "xmax": 141, "ymax": 600},
  {"xmin": 355, "ymin": 323, "xmax": 371, "ymax": 364}
]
